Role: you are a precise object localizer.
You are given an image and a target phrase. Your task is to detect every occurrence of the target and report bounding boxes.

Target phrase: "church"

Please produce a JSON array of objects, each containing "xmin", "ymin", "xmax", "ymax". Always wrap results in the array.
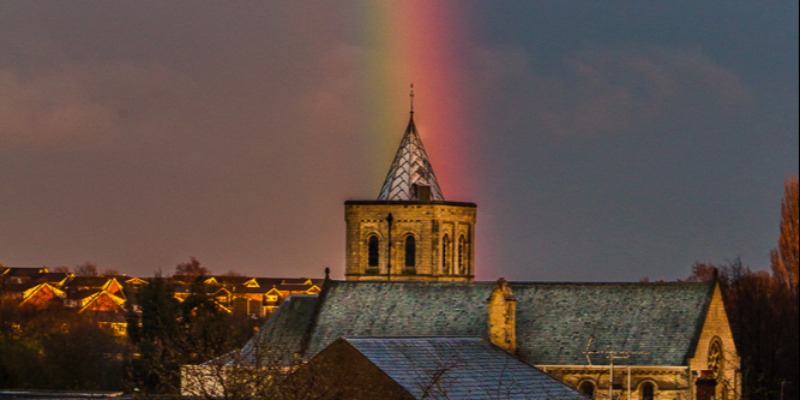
[{"xmin": 182, "ymin": 93, "xmax": 741, "ymax": 400}]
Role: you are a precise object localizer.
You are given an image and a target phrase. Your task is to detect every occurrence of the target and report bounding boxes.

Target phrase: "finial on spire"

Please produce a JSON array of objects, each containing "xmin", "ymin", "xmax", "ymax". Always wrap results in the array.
[{"xmin": 409, "ymin": 83, "xmax": 415, "ymax": 114}]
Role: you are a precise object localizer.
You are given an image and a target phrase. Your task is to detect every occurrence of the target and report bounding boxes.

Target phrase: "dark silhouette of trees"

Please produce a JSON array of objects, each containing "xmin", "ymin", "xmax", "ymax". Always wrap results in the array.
[
  {"xmin": 74, "ymin": 261, "xmax": 100, "ymax": 276},
  {"xmin": 0, "ymin": 299, "xmax": 124, "ymax": 390},
  {"xmin": 126, "ymin": 272, "xmax": 256, "ymax": 395},
  {"xmin": 126, "ymin": 275, "xmax": 184, "ymax": 394},
  {"xmin": 771, "ymin": 177, "xmax": 798, "ymax": 299},
  {"xmin": 174, "ymin": 256, "xmax": 210, "ymax": 279}
]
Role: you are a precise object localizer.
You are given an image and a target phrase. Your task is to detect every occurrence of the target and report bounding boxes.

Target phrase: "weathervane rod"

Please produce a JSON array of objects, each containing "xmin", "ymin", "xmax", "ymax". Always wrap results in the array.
[{"xmin": 410, "ymin": 83, "xmax": 415, "ymax": 114}]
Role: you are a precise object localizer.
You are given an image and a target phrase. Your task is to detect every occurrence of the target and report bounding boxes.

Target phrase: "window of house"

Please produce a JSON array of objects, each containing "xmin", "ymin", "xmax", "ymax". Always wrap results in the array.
[
  {"xmin": 578, "ymin": 381, "xmax": 595, "ymax": 399},
  {"xmin": 368, "ymin": 235, "xmax": 379, "ymax": 267},
  {"xmin": 405, "ymin": 235, "xmax": 416, "ymax": 267},
  {"xmin": 640, "ymin": 382, "xmax": 655, "ymax": 400}
]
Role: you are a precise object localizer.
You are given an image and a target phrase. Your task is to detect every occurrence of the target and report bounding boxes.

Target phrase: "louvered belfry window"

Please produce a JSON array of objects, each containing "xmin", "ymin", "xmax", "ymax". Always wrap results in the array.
[
  {"xmin": 458, "ymin": 235, "xmax": 467, "ymax": 274},
  {"xmin": 442, "ymin": 234, "xmax": 450, "ymax": 274},
  {"xmin": 405, "ymin": 235, "xmax": 416, "ymax": 267},
  {"xmin": 368, "ymin": 235, "xmax": 379, "ymax": 267}
]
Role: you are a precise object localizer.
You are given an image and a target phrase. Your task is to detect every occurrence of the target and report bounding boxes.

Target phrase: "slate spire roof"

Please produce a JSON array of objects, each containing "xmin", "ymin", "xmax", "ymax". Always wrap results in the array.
[{"xmin": 377, "ymin": 88, "xmax": 444, "ymax": 201}]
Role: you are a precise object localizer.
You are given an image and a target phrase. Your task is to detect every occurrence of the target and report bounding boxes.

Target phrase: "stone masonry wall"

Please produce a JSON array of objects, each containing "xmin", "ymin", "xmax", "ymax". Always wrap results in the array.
[{"xmin": 344, "ymin": 201, "xmax": 476, "ymax": 281}]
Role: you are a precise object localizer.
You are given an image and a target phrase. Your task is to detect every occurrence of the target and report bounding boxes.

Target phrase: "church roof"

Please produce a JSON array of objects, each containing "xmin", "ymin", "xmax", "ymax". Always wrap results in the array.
[
  {"xmin": 377, "ymin": 114, "xmax": 444, "ymax": 201},
  {"xmin": 337, "ymin": 336, "xmax": 582, "ymax": 400},
  {"xmin": 237, "ymin": 294, "xmax": 319, "ymax": 365},
  {"xmin": 243, "ymin": 280, "xmax": 713, "ymax": 367}
]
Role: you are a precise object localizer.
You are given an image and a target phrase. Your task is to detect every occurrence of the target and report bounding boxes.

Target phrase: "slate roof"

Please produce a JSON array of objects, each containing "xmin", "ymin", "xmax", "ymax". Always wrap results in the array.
[
  {"xmin": 377, "ymin": 113, "xmax": 444, "ymax": 201},
  {"xmin": 510, "ymin": 282, "xmax": 712, "ymax": 366},
  {"xmin": 340, "ymin": 336, "xmax": 584, "ymax": 400},
  {"xmin": 244, "ymin": 280, "xmax": 713, "ymax": 367},
  {"xmin": 238, "ymin": 294, "xmax": 320, "ymax": 365}
]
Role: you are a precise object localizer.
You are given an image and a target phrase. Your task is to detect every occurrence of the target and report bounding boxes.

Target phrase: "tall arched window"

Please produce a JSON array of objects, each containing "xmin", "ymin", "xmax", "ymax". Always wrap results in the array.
[
  {"xmin": 708, "ymin": 337, "xmax": 724, "ymax": 378},
  {"xmin": 578, "ymin": 381, "xmax": 595, "ymax": 399},
  {"xmin": 457, "ymin": 235, "xmax": 467, "ymax": 274},
  {"xmin": 640, "ymin": 382, "xmax": 655, "ymax": 400},
  {"xmin": 368, "ymin": 235, "xmax": 379, "ymax": 267},
  {"xmin": 404, "ymin": 235, "xmax": 416, "ymax": 268},
  {"xmin": 442, "ymin": 234, "xmax": 451, "ymax": 274}
]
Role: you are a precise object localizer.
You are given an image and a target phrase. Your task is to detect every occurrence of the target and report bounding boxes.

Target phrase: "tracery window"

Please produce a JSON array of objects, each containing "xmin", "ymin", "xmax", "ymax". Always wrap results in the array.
[
  {"xmin": 708, "ymin": 337, "xmax": 724, "ymax": 378},
  {"xmin": 442, "ymin": 234, "xmax": 451, "ymax": 274},
  {"xmin": 458, "ymin": 235, "xmax": 467, "ymax": 274},
  {"xmin": 368, "ymin": 235, "xmax": 379, "ymax": 267},
  {"xmin": 405, "ymin": 235, "xmax": 416, "ymax": 267}
]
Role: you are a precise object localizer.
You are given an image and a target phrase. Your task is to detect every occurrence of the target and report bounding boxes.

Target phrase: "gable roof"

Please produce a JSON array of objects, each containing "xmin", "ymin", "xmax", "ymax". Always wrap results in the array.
[
  {"xmin": 339, "ymin": 336, "xmax": 583, "ymax": 400},
  {"xmin": 250, "ymin": 280, "xmax": 713, "ymax": 367},
  {"xmin": 20, "ymin": 282, "xmax": 67, "ymax": 305},
  {"xmin": 377, "ymin": 114, "xmax": 444, "ymax": 201}
]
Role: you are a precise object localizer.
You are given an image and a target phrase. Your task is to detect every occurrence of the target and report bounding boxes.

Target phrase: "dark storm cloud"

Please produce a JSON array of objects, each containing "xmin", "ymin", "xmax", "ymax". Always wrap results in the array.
[{"xmin": 470, "ymin": 45, "xmax": 748, "ymax": 140}]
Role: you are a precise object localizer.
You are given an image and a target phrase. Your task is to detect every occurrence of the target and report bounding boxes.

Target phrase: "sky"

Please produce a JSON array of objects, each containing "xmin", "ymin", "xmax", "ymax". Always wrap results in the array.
[{"xmin": 1, "ymin": 1, "xmax": 797, "ymax": 282}]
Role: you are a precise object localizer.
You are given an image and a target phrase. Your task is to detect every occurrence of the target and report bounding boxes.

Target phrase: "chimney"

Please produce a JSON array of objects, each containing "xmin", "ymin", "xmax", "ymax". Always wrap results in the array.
[
  {"xmin": 696, "ymin": 370, "xmax": 717, "ymax": 400},
  {"xmin": 487, "ymin": 278, "xmax": 517, "ymax": 354}
]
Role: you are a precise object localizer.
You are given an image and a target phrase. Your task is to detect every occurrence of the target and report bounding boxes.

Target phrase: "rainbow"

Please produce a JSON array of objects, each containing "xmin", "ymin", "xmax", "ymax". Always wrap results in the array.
[{"xmin": 359, "ymin": 1, "xmax": 474, "ymax": 201}]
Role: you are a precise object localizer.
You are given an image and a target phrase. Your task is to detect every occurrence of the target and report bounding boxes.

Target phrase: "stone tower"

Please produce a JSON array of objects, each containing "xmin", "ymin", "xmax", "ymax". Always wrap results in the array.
[{"xmin": 345, "ymin": 91, "xmax": 477, "ymax": 281}]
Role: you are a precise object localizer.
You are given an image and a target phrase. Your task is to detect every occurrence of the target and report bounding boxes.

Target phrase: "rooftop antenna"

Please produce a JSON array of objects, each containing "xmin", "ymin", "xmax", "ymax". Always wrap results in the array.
[{"xmin": 582, "ymin": 335, "xmax": 651, "ymax": 400}]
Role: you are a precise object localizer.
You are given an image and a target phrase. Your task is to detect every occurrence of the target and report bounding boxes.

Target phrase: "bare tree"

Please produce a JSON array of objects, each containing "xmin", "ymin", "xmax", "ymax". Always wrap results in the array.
[
  {"xmin": 53, "ymin": 266, "xmax": 71, "ymax": 273},
  {"xmin": 771, "ymin": 176, "xmax": 798, "ymax": 298},
  {"xmin": 74, "ymin": 261, "xmax": 99, "ymax": 276},
  {"xmin": 175, "ymin": 256, "xmax": 210, "ymax": 279}
]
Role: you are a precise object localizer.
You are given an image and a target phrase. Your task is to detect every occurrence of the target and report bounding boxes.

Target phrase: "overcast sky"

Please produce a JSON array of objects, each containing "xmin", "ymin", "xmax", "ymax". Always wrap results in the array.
[{"xmin": 1, "ymin": 1, "xmax": 797, "ymax": 281}]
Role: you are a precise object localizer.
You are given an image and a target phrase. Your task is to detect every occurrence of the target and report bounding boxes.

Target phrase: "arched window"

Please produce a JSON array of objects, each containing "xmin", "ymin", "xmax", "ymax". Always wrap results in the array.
[
  {"xmin": 368, "ymin": 235, "xmax": 379, "ymax": 267},
  {"xmin": 404, "ymin": 235, "xmax": 416, "ymax": 267},
  {"xmin": 458, "ymin": 235, "xmax": 467, "ymax": 274},
  {"xmin": 442, "ymin": 234, "xmax": 451, "ymax": 274},
  {"xmin": 578, "ymin": 381, "xmax": 595, "ymax": 399},
  {"xmin": 640, "ymin": 382, "xmax": 655, "ymax": 400},
  {"xmin": 708, "ymin": 337, "xmax": 724, "ymax": 378}
]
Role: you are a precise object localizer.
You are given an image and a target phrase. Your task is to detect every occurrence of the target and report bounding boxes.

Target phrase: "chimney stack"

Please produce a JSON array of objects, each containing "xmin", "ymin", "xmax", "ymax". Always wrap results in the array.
[
  {"xmin": 696, "ymin": 370, "xmax": 717, "ymax": 400},
  {"xmin": 487, "ymin": 278, "xmax": 517, "ymax": 354}
]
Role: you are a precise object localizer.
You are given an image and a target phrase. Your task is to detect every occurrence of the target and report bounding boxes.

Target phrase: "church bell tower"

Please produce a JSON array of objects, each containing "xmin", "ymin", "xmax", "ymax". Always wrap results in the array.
[{"xmin": 345, "ymin": 87, "xmax": 477, "ymax": 281}]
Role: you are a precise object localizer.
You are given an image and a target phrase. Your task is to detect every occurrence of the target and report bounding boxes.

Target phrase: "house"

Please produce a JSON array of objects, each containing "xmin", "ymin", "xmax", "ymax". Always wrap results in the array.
[
  {"xmin": 1, "ymin": 266, "xmax": 72, "ymax": 308},
  {"xmin": 172, "ymin": 275, "xmax": 322, "ymax": 318},
  {"xmin": 64, "ymin": 275, "xmax": 130, "ymax": 336}
]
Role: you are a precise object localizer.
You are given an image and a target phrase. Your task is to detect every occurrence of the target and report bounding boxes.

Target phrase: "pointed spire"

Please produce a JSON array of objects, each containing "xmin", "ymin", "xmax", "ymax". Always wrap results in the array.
[{"xmin": 377, "ymin": 91, "xmax": 444, "ymax": 202}]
